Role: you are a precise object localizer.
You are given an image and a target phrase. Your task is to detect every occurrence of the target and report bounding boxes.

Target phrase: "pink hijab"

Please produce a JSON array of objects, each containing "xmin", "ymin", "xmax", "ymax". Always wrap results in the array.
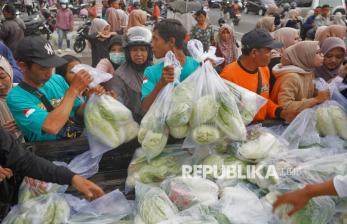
[
  {"xmin": 127, "ymin": 9, "xmax": 147, "ymax": 28},
  {"xmin": 217, "ymin": 24, "xmax": 238, "ymax": 64},
  {"xmin": 314, "ymin": 25, "xmax": 346, "ymax": 45}
]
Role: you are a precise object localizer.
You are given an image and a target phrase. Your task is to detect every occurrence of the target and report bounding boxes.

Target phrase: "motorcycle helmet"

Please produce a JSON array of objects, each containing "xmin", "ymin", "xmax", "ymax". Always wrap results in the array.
[
  {"xmin": 282, "ymin": 3, "xmax": 290, "ymax": 11},
  {"xmin": 59, "ymin": 0, "xmax": 69, "ymax": 9},
  {"xmin": 218, "ymin": 18, "xmax": 226, "ymax": 27},
  {"xmin": 290, "ymin": 1, "xmax": 297, "ymax": 9},
  {"xmin": 123, "ymin": 26, "xmax": 152, "ymax": 48},
  {"xmin": 79, "ymin": 8, "xmax": 88, "ymax": 17}
]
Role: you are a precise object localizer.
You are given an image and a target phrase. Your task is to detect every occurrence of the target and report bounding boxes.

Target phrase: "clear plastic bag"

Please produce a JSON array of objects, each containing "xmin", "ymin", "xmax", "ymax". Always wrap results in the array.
[
  {"xmin": 160, "ymin": 176, "xmax": 219, "ymax": 211},
  {"xmin": 213, "ymin": 184, "xmax": 274, "ymax": 224},
  {"xmin": 135, "ymin": 182, "xmax": 178, "ymax": 224},
  {"xmin": 71, "ymin": 64, "xmax": 113, "ymax": 88},
  {"xmin": 18, "ymin": 150, "xmax": 101, "ymax": 203},
  {"xmin": 315, "ymin": 77, "xmax": 347, "ymax": 111},
  {"xmin": 85, "ymin": 94, "xmax": 139, "ymax": 157},
  {"xmin": 159, "ymin": 204, "xmax": 231, "ymax": 224},
  {"xmin": 223, "ymin": 79, "xmax": 268, "ymax": 125},
  {"xmin": 281, "ymin": 108, "xmax": 321, "ymax": 149},
  {"xmin": 3, "ymin": 193, "xmax": 71, "ymax": 224},
  {"xmin": 138, "ymin": 51, "xmax": 182, "ymax": 161},
  {"xmin": 125, "ymin": 144, "xmax": 192, "ymax": 191},
  {"xmin": 68, "ymin": 189, "xmax": 133, "ymax": 224},
  {"xmin": 181, "ymin": 40, "xmax": 246, "ymax": 148}
]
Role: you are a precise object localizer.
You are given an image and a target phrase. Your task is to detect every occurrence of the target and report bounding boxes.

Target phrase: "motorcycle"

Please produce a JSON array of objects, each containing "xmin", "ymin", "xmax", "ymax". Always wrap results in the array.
[
  {"xmin": 73, "ymin": 18, "xmax": 91, "ymax": 53},
  {"xmin": 19, "ymin": 14, "xmax": 52, "ymax": 40}
]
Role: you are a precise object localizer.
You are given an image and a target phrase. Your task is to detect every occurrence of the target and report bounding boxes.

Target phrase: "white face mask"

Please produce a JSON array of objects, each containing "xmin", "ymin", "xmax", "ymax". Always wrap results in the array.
[{"xmin": 61, "ymin": 4, "xmax": 67, "ymax": 9}]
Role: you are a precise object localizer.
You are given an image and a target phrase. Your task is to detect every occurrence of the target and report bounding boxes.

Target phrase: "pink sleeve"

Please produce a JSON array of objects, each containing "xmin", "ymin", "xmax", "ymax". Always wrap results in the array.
[{"xmin": 96, "ymin": 59, "xmax": 114, "ymax": 75}]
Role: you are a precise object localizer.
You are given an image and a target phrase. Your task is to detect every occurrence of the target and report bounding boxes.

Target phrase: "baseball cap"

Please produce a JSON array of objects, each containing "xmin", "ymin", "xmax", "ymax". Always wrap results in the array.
[
  {"xmin": 241, "ymin": 28, "xmax": 283, "ymax": 50},
  {"xmin": 16, "ymin": 36, "xmax": 67, "ymax": 68}
]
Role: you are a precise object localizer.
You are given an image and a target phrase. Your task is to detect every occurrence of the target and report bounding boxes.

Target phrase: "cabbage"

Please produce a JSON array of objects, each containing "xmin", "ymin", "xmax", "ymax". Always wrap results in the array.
[
  {"xmin": 212, "ymin": 140, "xmax": 229, "ymax": 154},
  {"xmin": 142, "ymin": 129, "xmax": 169, "ymax": 161},
  {"xmin": 123, "ymin": 122, "xmax": 139, "ymax": 142},
  {"xmin": 136, "ymin": 183, "xmax": 178, "ymax": 224},
  {"xmin": 202, "ymin": 154, "xmax": 224, "ymax": 178},
  {"xmin": 85, "ymin": 95, "xmax": 136, "ymax": 148},
  {"xmin": 190, "ymin": 95, "xmax": 220, "ymax": 127},
  {"xmin": 238, "ymin": 131, "xmax": 280, "ymax": 160},
  {"xmin": 166, "ymin": 101, "xmax": 193, "ymax": 128},
  {"xmin": 316, "ymin": 107, "xmax": 336, "ymax": 137},
  {"xmin": 330, "ymin": 105, "xmax": 347, "ymax": 140},
  {"xmin": 169, "ymin": 125, "xmax": 189, "ymax": 139},
  {"xmin": 98, "ymin": 95, "xmax": 132, "ymax": 125},
  {"xmin": 172, "ymin": 82, "xmax": 194, "ymax": 103},
  {"xmin": 192, "ymin": 125, "xmax": 221, "ymax": 145},
  {"xmin": 275, "ymin": 195, "xmax": 335, "ymax": 224},
  {"xmin": 216, "ymin": 101, "xmax": 247, "ymax": 141},
  {"xmin": 126, "ymin": 155, "xmax": 182, "ymax": 188},
  {"xmin": 161, "ymin": 177, "xmax": 219, "ymax": 210},
  {"xmin": 3, "ymin": 194, "xmax": 70, "ymax": 224}
]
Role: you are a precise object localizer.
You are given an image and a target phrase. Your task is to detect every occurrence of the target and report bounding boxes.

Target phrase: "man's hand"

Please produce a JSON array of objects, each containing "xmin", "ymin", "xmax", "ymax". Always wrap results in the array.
[
  {"xmin": 272, "ymin": 188, "xmax": 311, "ymax": 217},
  {"xmin": 159, "ymin": 65, "xmax": 175, "ymax": 86},
  {"xmin": 0, "ymin": 166, "xmax": 13, "ymax": 182},
  {"xmin": 84, "ymin": 85, "xmax": 107, "ymax": 99},
  {"xmin": 315, "ymin": 90, "xmax": 330, "ymax": 103},
  {"xmin": 3, "ymin": 120, "xmax": 19, "ymax": 135},
  {"xmin": 71, "ymin": 175, "xmax": 104, "ymax": 201},
  {"xmin": 69, "ymin": 70, "xmax": 93, "ymax": 95}
]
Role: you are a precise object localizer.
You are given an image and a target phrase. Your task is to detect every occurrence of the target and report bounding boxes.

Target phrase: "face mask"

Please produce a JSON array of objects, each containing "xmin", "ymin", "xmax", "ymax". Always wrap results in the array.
[
  {"xmin": 61, "ymin": 4, "xmax": 67, "ymax": 9},
  {"xmin": 110, "ymin": 52, "xmax": 125, "ymax": 64}
]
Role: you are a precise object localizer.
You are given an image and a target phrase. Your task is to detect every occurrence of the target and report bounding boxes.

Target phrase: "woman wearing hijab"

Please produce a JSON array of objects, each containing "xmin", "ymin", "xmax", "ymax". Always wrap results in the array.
[
  {"xmin": 255, "ymin": 16, "xmax": 275, "ymax": 32},
  {"xmin": 271, "ymin": 41, "xmax": 330, "ymax": 122},
  {"xmin": 96, "ymin": 35, "xmax": 125, "ymax": 75},
  {"xmin": 314, "ymin": 37, "xmax": 346, "ymax": 82},
  {"xmin": 215, "ymin": 24, "xmax": 238, "ymax": 71},
  {"xmin": 87, "ymin": 18, "xmax": 118, "ymax": 67},
  {"xmin": 314, "ymin": 25, "xmax": 347, "ymax": 46},
  {"xmin": 285, "ymin": 9, "xmax": 301, "ymax": 30},
  {"xmin": 127, "ymin": 9, "xmax": 147, "ymax": 29},
  {"xmin": 269, "ymin": 27, "xmax": 300, "ymax": 91},
  {"xmin": 102, "ymin": 27, "xmax": 153, "ymax": 123},
  {"xmin": 107, "ymin": 8, "xmax": 128, "ymax": 35},
  {"xmin": 0, "ymin": 56, "xmax": 23, "ymax": 141},
  {"xmin": 333, "ymin": 12, "xmax": 346, "ymax": 26}
]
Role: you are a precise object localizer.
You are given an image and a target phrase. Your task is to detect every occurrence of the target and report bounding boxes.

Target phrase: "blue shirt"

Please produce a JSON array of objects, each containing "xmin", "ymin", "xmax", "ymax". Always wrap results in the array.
[
  {"xmin": 0, "ymin": 41, "xmax": 23, "ymax": 83},
  {"xmin": 6, "ymin": 74, "xmax": 82, "ymax": 142},
  {"xmin": 141, "ymin": 56, "xmax": 200, "ymax": 100}
]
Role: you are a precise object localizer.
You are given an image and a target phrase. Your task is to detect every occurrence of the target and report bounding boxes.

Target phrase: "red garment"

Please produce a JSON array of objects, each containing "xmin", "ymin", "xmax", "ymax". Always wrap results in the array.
[
  {"xmin": 88, "ymin": 6, "xmax": 97, "ymax": 18},
  {"xmin": 152, "ymin": 4, "xmax": 160, "ymax": 18}
]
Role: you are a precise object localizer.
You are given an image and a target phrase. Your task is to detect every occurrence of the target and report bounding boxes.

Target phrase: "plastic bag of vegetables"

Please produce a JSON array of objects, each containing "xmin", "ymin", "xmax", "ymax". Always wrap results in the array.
[
  {"xmin": 18, "ymin": 150, "xmax": 101, "ymax": 203},
  {"xmin": 213, "ymin": 184, "xmax": 273, "ymax": 224},
  {"xmin": 181, "ymin": 40, "xmax": 246, "ymax": 148},
  {"xmin": 136, "ymin": 183, "xmax": 178, "ymax": 224},
  {"xmin": 68, "ymin": 189, "xmax": 133, "ymax": 224},
  {"xmin": 237, "ymin": 128, "xmax": 287, "ymax": 161},
  {"xmin": 125, "ymin": 145, "xmax": 192, "ymax": 190},
  {"xmin": 85, "ymin": 94, "xmax": 139, "ymax": 157},
  {"xmin": 224, "ymin": 79, "xmax": 268, "ymax": 125},
  {"xmin": 2, "ymin": 193, "xmax": 70, "ymax": 224},
  {"xmin": 159, "ymin": 204, "xmax": 231, "ymax": 224},
  {"xmin": 139, "ymin": 51, "xmax": 182, "ymax": 161},
  {"xmin": 160, "ymin": 176, "xmax": 219, "ymax": 210}
]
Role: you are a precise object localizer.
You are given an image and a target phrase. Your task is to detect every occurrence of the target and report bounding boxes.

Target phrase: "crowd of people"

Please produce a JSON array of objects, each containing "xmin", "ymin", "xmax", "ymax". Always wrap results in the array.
[{"xmin": 0, "ymin": 0, "xmax": 347, "ymax": 218}]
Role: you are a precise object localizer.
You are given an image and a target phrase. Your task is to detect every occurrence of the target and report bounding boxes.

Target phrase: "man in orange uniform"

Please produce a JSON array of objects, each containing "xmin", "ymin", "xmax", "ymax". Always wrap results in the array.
[{"xmin": 221, "ymin": 28, "xmax": 292, "ymax": 122}]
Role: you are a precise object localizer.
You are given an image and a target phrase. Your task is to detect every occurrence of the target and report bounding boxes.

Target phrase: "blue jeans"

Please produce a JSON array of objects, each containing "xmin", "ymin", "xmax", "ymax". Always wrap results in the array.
[{"xmin": 57, "ymin": 28, "xmax": 71, "ymax": 49}]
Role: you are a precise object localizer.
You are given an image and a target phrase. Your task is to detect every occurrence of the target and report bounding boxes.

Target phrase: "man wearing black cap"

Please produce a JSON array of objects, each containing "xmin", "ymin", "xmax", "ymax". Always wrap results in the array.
[
  {"xmin": 221, "ymin": 28, "xmax": 294, "ymax": 122},
  {"xmin": 6, "ymin": 36, "xmax": 93, "ymax": 142}
]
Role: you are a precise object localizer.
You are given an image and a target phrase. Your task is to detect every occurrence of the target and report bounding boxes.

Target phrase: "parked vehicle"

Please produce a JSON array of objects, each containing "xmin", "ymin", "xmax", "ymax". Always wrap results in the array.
[
  {"xmin": 22, "ymin": 14, "xmax": 52, "ymax": 40},
  {"xmin": 73, "ymin": 18, "xmax": 91, "ymax": 53},
  {"xmin": 276, "ymin": 0, "xmax": 346, "ymax": 17},
  {"xmin": 244, "ymin": 0, "xmax": 276, "ymax": 16}
]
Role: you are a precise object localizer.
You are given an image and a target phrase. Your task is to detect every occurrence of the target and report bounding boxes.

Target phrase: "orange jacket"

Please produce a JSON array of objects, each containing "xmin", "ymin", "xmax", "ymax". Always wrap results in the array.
[
  {"xmin": 152, "ymin": 4, "xmax": 160, "ymax": 18},
  {"xmin": 220, "ymin": 61, "xmax": 279, "ymax": 122}
]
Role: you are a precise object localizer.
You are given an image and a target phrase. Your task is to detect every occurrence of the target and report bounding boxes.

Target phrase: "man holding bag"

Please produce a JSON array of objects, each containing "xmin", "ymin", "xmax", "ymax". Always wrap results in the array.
[
  {"xmin": 221, "ymin": 28, "xmax": 294, "ymax": 123},
  {"xmin": 141, "ymin": 19, "xmax": 200, "ymax": 112},
  {"xmin": 6, "ymin": 36, "xmax": 104, "ymax": 142}
]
